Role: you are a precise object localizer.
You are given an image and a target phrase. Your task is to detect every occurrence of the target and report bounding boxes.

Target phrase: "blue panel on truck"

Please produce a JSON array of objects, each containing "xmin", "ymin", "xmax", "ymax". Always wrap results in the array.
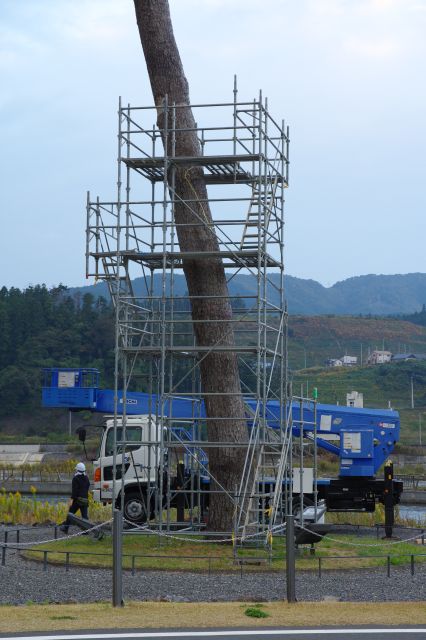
[
  {"xmin": 95, "ymin": 389, "xmax": 207, "ymax": 418},
  {"xmin": 41, "ymin": 368, "xmax": 99, "ymax": 409},
  {"xmin": 339, "ymin": 429, "xmax": 375, "ymax": 477},
  {"xmin": 42, "ymin": 387, "xmax": 98, "ymax": 409},
  {"xmin": 290, "ymin": 401, "xmax": 400, "ymax": 476}
]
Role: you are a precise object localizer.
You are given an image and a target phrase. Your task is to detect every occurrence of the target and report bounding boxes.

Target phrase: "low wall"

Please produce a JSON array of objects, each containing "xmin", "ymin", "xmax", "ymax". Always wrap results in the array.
[
  {"xmin": 0, "ymin": 443, "xmax": 71, "ymax": 466},
  {"xmin": 394, "ymin": 455, "xmax": 426, "ymax": 465},
  {"xmin": 400, "ymin": 490, "xmax": 426, "ymax": 505},
  {"xmin": 40, "ymin": 444, "xmax": 69, "ymax": 453},
  {"xmin": 0, "ymin": 444, "xmax": 40, "ymax": 453},
  {"xmin": 0, "ymin": 481, "xmax": 70, "ymax": 495}
]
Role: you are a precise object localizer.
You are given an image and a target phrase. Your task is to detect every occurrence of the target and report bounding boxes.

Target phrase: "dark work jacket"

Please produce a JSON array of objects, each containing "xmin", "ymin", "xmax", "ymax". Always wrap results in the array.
[{"xmin": 71, "ymin": 472, "xmax": 90, "ymax": 501}]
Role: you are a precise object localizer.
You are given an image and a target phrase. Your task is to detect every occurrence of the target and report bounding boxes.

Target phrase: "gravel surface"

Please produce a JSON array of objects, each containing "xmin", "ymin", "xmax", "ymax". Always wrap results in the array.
[{"xmin": 1, "ymin": 526, "xmax": 425, "ymax": 604}]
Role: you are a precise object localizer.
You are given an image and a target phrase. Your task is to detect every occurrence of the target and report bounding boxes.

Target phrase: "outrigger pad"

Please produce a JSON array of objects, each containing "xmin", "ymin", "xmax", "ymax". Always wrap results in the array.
[
  {"xmin": 66, "ymin": 513, "xmax": 105, "ymax": 540},
  {"xmin": 294, "ymin": 523, "xmax": 331, "ymax": 546}
]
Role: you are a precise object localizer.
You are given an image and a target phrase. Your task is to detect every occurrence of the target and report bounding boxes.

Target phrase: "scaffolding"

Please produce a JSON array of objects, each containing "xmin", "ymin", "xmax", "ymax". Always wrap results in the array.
[{"xmin": 86, "ymin": 80, "xmax": 291, "ymax": 540}]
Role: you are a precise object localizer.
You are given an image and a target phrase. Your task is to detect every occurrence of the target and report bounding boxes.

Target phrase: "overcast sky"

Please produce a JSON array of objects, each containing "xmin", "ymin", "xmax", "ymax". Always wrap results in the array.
[{"xmin": 1, "ymin": 0, "xmax": 425, "ymax": 289}]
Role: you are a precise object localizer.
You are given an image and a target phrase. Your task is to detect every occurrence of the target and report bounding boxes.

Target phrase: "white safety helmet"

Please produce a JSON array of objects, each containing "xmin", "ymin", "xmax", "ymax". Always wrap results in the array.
[{"xmin": 75, "ymin": 462, "xmax": 86, "ymax": 473}]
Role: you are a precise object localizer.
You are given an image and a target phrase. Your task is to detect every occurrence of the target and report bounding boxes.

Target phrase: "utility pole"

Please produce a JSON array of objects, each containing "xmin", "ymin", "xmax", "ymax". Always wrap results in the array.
[
  {"xmin": 411, "ymin": 375, "xmax": 414, "ymax": 409},
  {"xmin": 112, "ymin": 96, "xmax": 124, "ymax": 608},
  {"xmin": 419, "ymin": 413, "xmax": 422, "ymax": 446}
]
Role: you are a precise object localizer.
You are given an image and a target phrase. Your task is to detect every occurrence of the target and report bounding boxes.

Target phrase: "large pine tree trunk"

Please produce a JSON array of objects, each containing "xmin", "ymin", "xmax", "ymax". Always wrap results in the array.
[{"xmin": 134, "ymin": 0, "xmax": 247, "ymax": 531}]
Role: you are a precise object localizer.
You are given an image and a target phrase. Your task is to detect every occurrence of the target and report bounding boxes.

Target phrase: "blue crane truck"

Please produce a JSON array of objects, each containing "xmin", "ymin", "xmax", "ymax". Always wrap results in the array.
[{"xmin": 42, "ymin": 368, "xmax": 403, "ymax": 530}]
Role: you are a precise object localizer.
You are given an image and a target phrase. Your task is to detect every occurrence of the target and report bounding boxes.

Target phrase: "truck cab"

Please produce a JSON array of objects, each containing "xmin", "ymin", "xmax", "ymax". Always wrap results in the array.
[{"xmin": 93, "ymin": 415, "xmax": 160, "ymax": 523}]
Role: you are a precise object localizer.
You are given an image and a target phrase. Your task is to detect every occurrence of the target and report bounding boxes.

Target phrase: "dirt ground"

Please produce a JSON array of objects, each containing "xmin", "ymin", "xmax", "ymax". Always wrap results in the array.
[{"xmin": 1, "ymin": 601, "xmax": 426, "ymax": 633}]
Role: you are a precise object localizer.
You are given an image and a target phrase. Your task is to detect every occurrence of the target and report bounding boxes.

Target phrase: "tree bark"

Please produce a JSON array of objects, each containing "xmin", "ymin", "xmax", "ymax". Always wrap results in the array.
[{"xmin": 133, "ymin": 0, "xmax": 247, "ymax": 530}]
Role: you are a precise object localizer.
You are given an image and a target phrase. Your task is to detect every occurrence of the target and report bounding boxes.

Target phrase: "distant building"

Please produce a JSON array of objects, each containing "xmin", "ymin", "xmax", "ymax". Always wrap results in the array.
[
  {"xmin": 346, "ymin": 391, "xmax": 364, "ymax": 408},
  {"xmin": 325, "ymin": 355, "xmax": 357, "ymax": 368},
  {"xmin": 391, "ymin": 353, "xmax": 426, "ymax": 362},
  {"xmin": 367, "ymin": 350, "xmax": 392, "ymax": 365},
  {"xmin": 325, "ymin": 358, "xmax": 343, "ymax": 368}
]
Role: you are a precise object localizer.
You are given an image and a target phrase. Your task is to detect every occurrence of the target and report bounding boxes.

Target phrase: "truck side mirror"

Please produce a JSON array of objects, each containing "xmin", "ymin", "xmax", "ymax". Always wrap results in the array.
[{"xmin": 76, "ymin": 427, "xmax": 86, "ymax": 443}]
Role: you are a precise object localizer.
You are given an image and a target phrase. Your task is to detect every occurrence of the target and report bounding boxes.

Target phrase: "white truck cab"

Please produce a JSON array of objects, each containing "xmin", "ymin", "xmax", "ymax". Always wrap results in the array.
[{"xmin": 92, "ymin": 415, "xmax": 160, "ymax": 523}]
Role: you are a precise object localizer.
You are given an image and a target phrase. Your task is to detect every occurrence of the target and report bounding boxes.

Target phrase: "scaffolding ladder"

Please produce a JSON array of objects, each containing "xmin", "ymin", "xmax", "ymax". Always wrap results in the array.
[
  {"xmin": 236, "ymin": 404, "xmax": 292, "ymax": 543},
  {"xmin": 239, "ymin": 174, "xmax": 280, "ymax": 251}
]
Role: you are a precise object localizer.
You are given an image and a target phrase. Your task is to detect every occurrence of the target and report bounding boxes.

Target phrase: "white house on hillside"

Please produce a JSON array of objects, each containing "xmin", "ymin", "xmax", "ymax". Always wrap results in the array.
[
  {"xmin": 325, "ymin": 358, "xmax": 343, "ymax": 367},
  {"xmin": 325, "ymin": 355, "xmax": 357, "ymax": 367},
  {"xmin": 367, "ymin": 350, "xmax": 392, "ymax": 365}
]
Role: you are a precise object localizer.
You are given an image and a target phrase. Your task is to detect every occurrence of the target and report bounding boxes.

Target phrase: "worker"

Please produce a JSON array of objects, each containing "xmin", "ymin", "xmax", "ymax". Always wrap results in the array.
[{"xmin": 59, "ymin": 462, "xmax": 90, "ymax": 534}]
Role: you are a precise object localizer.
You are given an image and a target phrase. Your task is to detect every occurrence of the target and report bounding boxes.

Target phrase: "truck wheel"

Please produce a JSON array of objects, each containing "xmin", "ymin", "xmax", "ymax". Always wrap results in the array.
[{"xmin": 124, "ymin": 491, "xmax": 151, "ymax": 525}]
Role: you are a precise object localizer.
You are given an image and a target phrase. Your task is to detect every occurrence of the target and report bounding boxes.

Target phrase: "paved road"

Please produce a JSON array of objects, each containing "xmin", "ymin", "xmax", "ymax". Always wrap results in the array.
[{"xmin": 2, "ymin": 629, "xmax": 426, "ymax": 640}]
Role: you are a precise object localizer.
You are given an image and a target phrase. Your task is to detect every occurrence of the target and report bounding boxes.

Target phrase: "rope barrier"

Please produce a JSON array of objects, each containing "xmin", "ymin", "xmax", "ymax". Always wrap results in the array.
[
  {"xmin": 296, "ymin": 523, "xmax": 425, "ymax": 548},
  {"xmin": 123, "ymin": 518, "xmax": 282, "ymax": 544},
  {"xmin": 2, "ymin": 518, "xmax": 424, "ymax": 550},
  {"xmin": 0, "ymin": 520, "xmax": 113, "ymax": 548}
]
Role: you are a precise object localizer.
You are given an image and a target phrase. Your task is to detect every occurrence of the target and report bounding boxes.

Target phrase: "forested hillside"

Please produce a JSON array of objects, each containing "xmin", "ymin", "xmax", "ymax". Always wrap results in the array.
[
  {"xmin": 289, "ymin": 315, "xmax": 426, "ymax": 370},
  {"xmin": 1, "ymin": 283, "xmax": 426, "ymax": 440},
  {"xmin": 0, "ymin": 285, "xmax": 114, "ymax": 433}
]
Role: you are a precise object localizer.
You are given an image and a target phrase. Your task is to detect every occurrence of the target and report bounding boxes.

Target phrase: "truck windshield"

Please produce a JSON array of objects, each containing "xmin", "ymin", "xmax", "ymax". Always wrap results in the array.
[{"xmin": 105, "ymin": 426, "xmax": 143, "ymax": 457}]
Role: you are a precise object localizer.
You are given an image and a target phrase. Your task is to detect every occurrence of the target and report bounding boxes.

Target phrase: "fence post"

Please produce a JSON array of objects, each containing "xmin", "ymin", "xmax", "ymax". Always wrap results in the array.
[
  {"xmin": 176, "ymin": 462, "xmax": 185, "ymax": 524},
  {"xmin": 411, "ymin": 555, "xmax": 415, "ymax": 576},
  {"xmin": 112, "ymin": 509, "xmax": 123, "ymax": 607},
  {"xmin": 131, "ymin": 556, "xmax": 135, "ymax": 577},
  {"xmin": 1, "ymin": 545, "xmax": 6, "ymax": 567},
  {"xmin": 66, "ymin": 552, "xmax": 70, "ymax": 572},
  {"xmin": 286, "ymin": 514, "xmax": 296, "ymax": 603},
  {"xmin": 387, "ymin": 555, "xmax": 391, "ymax": 578},
  {"xmin": 43, "ymin": 551, "xmax": 48, "ymax": 572},
  {"xmin": 383, "ymin": 461, "xmax": 395, "ymax": 539}
]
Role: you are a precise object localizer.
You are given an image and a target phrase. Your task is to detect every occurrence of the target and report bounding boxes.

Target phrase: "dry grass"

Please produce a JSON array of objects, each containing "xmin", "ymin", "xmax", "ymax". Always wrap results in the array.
[
  {"xmin": 0, "ymin": 489, "xmax": 110, "ymax": 525},
  {"xmin": 1, "ymin": 601, "xmax": 426, "ymax": 633}
]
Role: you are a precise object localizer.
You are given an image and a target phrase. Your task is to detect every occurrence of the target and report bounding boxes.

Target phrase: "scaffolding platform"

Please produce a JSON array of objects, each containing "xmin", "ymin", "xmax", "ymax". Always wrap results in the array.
[
  {"xmin": 89, "ymin": 249, "xmax": 281, "ymax": 270},
  {"xmin": 123, "ymin": 153, "xmax": 266, "ymax": 185}
]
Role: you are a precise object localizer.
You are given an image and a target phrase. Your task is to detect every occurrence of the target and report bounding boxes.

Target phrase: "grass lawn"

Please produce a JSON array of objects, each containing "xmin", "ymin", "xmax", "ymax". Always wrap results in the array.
[
  {"xmin": 22, "ymin": 529, "xmax": 426, "ymax": 572},
  {"xmin": 1, "ymin": 601, "xmax": 426, "ymax": 633}
]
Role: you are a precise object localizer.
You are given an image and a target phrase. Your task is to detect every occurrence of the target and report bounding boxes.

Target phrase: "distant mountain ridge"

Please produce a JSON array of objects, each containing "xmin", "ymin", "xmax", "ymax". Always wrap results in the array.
[{"xmin": 69, "ymin": 272, "xmax": 426, "ymax": 316}]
